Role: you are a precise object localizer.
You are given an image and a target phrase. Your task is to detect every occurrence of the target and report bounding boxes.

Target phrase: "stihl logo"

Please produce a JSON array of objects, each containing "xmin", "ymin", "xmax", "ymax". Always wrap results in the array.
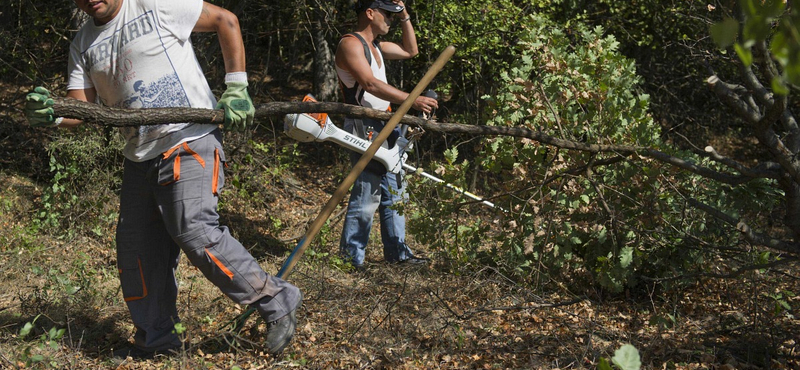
[{"xmin": 343, "ymin": 134, "xmax": 369, "ymax": 149}]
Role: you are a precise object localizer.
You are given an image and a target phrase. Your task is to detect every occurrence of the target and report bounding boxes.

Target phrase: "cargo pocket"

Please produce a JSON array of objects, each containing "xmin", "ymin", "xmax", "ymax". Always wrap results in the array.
[
  {"xmin": 118, "ymin": 255, "xmax": 148, "ymax": 302},
  {"xmin": 158, "ymin": 142, "xmax": 206, "ymax": 186},
  {"xmin": 212, "ymin": 146, "xmax": 226, "ymax": 196}
]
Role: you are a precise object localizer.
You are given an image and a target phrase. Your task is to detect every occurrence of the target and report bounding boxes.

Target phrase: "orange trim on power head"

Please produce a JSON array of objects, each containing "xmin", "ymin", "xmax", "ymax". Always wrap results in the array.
[{"xmin": 302, "ymin": 95, "xmax": 328, "ymax": 127}]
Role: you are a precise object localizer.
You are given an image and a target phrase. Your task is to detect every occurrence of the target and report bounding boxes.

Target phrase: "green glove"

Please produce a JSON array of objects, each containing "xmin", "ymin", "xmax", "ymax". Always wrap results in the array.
[
  {"xmin": 25, "ymin": 86, "xmax": 59, "ymax": 127},
  {"xmin": 216, "ymin": 81, "xmax": 255, "ymax": 131}
]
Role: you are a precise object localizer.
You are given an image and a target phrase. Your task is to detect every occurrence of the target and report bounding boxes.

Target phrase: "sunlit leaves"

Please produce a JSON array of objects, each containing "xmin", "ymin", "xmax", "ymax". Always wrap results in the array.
[
  {"xmin": 411, "ymin": 0, "xmax": 525, "ymax": 95},
  {"xmin": 619, "ymin": 247, "xmax": 634, "ymax": 269},
  {"xmin": 711, "ymin": 0, "xmax": 799, "ymax": 91},
  {"xmin": 444, "ymin": 147, "xmax": 459, "ymax": 165},
  {"xmin": 459, "ymin": 14, "xmax": 669, "ymax": 292},
  {"xmin": 772, "ymin": 76, "xmax": 790, "ymax": 95},
  {"xmin": 612, "ymin": 344, "xmax": 642, "ymax": 370},
  {"xmin": 734, "ymin": 43, "xmax": 754, "ymax": 67},
  {"xmin": 710, "ymin": 17, "xmax": 739, "ymax": 48}
]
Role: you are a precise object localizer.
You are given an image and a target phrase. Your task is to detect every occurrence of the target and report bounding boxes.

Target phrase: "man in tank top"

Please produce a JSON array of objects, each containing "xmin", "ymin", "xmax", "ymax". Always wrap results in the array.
[{"xmin": 335, "ymin": 0, "xmax": 439, "ymax": 270}]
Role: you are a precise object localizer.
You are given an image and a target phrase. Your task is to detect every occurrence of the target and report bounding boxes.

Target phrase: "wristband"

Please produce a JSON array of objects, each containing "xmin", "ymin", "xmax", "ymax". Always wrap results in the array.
[
  {"xmin": 400, "ymin": 16, "xmax": 411, "ymax": 22},
  {"xmin": 225, "ymin": 72, "xmax": 248, "ymax": 84},
  {"xmin": 54, "ymin": 117, "xmax": 64, "ymax": 127}
]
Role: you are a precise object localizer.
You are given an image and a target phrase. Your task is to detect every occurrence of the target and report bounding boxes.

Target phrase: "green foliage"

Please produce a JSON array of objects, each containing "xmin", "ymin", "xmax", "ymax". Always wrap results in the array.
[
  {"xmin": 36, "ymin": 128, "xmax": 122, "ymax": 239},
  {"xmin": 173, "ymin": 322, "xmax": 187, "ymax": 335},
  {"xmin": 305, "ymin": 243, "xmax": 349, "ymax": 272},
  {"xmin": 21, "ymin": 251, "xmax": 108, "ymax": 317},
  {"xmin": 483, "ymin": 15, "xmax": 658, "ymax": 146},
  {"xmin": 477, "ymin": 15, "xmax": 661, "ymax": 291},
  {"xmin": 413, "ymin": 0, "xmax": 522, "ymax": 90},
  {"xmin": 765, "ymin": 290, "xmax": 795, "ymax": 317},
  {"xmin": 225, "ymin": 139, "xmax": 300, "ymax": 211},
  {"xmin": 711, "ymin": 0, "xmax": 800, "ymax": 91},
  {"xmin": 612, "ymin": 344, "xmax": 642, "ymax": 370},
  {"xmin": 408, "ymin": 157, "xmax": 494, "ymax": 266},
  {"xmin": 410, "ymin": 0, "xmax": 539, "ymax": 125},
  {"xmin": 598, "ymin": 344, "xmax": 642, "ymax": 370},
  {"xmin": 540, "ymin": 0, "xmax": 690, "ymax": 49},
  {"xmin": 17, "ymin": 315, "xmax": 66, "ymax": 368},
  {"xmin": 411, "ymin": 12, "xmax": 785, "ymax": 293},
  {"xmin": 0, "ymin": 1, "xmax": 76, "ymax": 83}
]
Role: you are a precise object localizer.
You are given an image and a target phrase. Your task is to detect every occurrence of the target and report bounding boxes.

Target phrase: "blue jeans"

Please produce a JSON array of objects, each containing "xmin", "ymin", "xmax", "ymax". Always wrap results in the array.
[{"xmin": 339, "ymin": 167, "xmax": 415, "ymax": 266}]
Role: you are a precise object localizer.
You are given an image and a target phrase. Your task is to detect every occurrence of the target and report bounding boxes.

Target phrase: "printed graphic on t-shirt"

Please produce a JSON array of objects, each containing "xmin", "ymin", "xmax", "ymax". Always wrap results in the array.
[
  {"xmin": 118, "ymin": 74, "xmax": 190, "ymax": 138},
  {"xmin": 82, "ymin": 12, "xmax": 154, "ymax": 72},
  {"xmin": 80, "ymin": 10, "xmax": 191, "ymax": 143}
]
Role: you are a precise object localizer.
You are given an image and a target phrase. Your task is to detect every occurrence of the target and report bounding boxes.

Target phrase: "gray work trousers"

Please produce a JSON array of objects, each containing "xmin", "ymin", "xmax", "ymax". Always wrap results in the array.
[{"xmin": 116, "ymin": 129, "xmax": 301, "ymax": 351}]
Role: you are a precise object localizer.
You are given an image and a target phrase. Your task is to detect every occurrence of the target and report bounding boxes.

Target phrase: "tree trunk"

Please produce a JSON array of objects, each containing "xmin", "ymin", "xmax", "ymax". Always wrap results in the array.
[{"xmin": 312, "ymin": 17, "xmax": 337, "ymax": 102}]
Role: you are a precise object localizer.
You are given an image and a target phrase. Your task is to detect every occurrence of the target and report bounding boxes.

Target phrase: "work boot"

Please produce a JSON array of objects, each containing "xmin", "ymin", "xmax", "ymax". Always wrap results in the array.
[
  {"xmin": 350, "ymin": 262, "xmax": 367, "ymax": 273},
  {"xmin": 265, "ymin": 293, "xmax": 303, "ymax": 355},
  {"xmin": 397, "ymin": 256, "xmax": 429, "ymax": 266}
]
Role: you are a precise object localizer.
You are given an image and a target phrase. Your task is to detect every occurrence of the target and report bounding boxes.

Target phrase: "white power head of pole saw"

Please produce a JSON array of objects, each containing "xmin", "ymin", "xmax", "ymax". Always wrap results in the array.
[
  {"xmin": 283, "ymin": 96, "xmax": 407, "ymax": 174},
  {"xmin": 283, "ymin": 95, "xmax": 505, "ymax": 211}
]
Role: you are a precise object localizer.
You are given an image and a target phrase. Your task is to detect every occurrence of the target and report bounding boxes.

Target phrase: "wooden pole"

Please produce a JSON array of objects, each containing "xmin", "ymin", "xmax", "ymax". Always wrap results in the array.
[
  {"xmin": 230, "ymin": 45, "xmax": 456, "ymax": 332},
  {"xmin": 277, "ymin": 46, "xmax": 456, "ymax": 279}
]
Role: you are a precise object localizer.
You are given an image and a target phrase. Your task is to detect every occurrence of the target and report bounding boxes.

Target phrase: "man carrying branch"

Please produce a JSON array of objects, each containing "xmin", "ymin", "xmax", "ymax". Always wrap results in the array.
[
  {"xmin": 335, "ymin": 0, "xmax": 438, "ymax": 270},
  {"xmin": 23, "ymin": 0, "xmax": 302, "ymax": 359}
]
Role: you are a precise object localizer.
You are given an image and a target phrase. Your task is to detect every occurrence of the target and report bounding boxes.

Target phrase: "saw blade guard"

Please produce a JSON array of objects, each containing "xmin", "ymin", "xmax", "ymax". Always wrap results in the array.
[{"xmin": 284, "ymin": 112, "xmax": 325, "ymax": 142}]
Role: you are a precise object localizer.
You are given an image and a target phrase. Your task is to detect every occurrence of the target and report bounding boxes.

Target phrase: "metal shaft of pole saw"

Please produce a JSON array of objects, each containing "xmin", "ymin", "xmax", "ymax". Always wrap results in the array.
[
  {"xmin": 229, "ymin": 45, "xmax": 456, "ymax": 333},
  {"xmin": 401, "ymin": 163, "xmax": 505, "ymax": 212}
]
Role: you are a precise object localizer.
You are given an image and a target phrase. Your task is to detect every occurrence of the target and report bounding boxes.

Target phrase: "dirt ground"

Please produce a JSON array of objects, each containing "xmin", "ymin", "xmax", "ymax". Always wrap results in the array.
[
  {"xmin": 1, "ymin": 161, "xmax": 798, "ymax": 370},
  {"xmin": 0, "ymin": 85, "xmax": 798, "ymax": 369}
]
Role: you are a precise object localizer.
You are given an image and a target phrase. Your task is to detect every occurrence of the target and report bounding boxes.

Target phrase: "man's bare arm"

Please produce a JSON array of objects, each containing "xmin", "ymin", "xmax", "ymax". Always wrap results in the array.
[
  {"xmin": 194, "ymin": 2, "xmax": 246, "ymax": 73},
  {"xmin": 336, "ymin": 37, "xmax": 436, "ymax": 113}
]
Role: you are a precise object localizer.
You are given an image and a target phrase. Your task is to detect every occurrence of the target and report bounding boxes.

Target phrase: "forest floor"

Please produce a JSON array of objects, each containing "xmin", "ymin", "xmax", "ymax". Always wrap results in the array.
[{"xmin": 0, "ymin": 94, "xmax": 799, "ymax": 369}]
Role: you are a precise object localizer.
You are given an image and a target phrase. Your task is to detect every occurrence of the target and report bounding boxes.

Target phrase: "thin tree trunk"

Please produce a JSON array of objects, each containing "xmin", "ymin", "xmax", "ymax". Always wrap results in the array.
[{"xmin": 313, "ymin": 17, "xmax": 337, "ymax": 101}]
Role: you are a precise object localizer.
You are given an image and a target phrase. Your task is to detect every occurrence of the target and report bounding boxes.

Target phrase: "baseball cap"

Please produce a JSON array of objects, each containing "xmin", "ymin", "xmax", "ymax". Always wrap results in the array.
[{"xmin": 354, "ymin": 0, "xmax": 404, "ymax": 14}]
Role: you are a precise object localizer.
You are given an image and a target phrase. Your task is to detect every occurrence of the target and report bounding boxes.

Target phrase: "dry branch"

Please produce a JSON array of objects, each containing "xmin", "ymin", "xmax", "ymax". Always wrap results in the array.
[
  {"xmin": 52, "ymin": 97, "xmax": 772, "ymax": 187},
  {"xmin": 51, "ymin": 97, "xmax": 800, "ymax": 253}
]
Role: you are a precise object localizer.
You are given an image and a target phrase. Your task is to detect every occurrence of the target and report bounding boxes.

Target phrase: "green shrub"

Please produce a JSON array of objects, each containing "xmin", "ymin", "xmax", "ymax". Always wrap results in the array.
[
  {"xmin": 36, "ymin": 128, "xmax": 123, "ymax": 240},
  {"xmin": 410, "ymin": 14, "xmax": 760, "ymax": 292}
]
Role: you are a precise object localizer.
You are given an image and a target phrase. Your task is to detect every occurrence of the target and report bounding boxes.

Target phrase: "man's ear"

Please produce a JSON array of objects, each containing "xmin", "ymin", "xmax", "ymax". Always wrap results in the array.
[{"xmin": 365, "ymin": 8, "xmax": 375, "ymax": 21}]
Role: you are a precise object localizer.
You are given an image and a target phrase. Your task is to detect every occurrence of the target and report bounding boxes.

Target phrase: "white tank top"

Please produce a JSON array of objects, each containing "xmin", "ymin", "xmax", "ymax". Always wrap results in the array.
[{"xmin": 336, "ymin": 34, "xmax": 391, "ymax": 111}]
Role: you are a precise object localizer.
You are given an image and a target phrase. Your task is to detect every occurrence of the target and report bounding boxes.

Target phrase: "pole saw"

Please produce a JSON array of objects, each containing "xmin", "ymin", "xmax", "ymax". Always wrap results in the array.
[
  {"xmin": 227, "ymin": 46, "xmax": 456, "ymax": 336},
  {"xmin": 283, "ymin": 95, "xmax": 505, "ymax": 211}
]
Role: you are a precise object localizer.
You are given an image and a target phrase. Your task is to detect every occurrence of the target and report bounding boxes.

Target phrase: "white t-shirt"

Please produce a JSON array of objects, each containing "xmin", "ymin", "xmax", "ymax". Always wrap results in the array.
[{"xmin": 67, "ymin": 0, "xmax": 217, "ymax": 162}]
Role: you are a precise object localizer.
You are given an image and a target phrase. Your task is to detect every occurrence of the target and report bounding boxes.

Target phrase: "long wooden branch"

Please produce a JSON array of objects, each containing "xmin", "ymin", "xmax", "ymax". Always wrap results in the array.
[
  {"xmin": 52, "ymin": 97, "xmax": 771, "ymax": 185},
  {"xmin": 52, "ymin": 97, "xmax": 800, "ymax": 251},
  {"xmin": 53, "ymin": 97, "xmax": 451, "ymax": 128}
]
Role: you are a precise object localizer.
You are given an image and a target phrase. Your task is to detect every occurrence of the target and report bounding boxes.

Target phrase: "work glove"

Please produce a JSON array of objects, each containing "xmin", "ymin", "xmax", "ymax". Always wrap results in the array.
[
  {"xmin": 216, "ymin": 81, "xmax": 255, "ymax": 131},
  {"xmin": 25, "ymin": 86, "xmax": 59, "ymax": 127}
]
